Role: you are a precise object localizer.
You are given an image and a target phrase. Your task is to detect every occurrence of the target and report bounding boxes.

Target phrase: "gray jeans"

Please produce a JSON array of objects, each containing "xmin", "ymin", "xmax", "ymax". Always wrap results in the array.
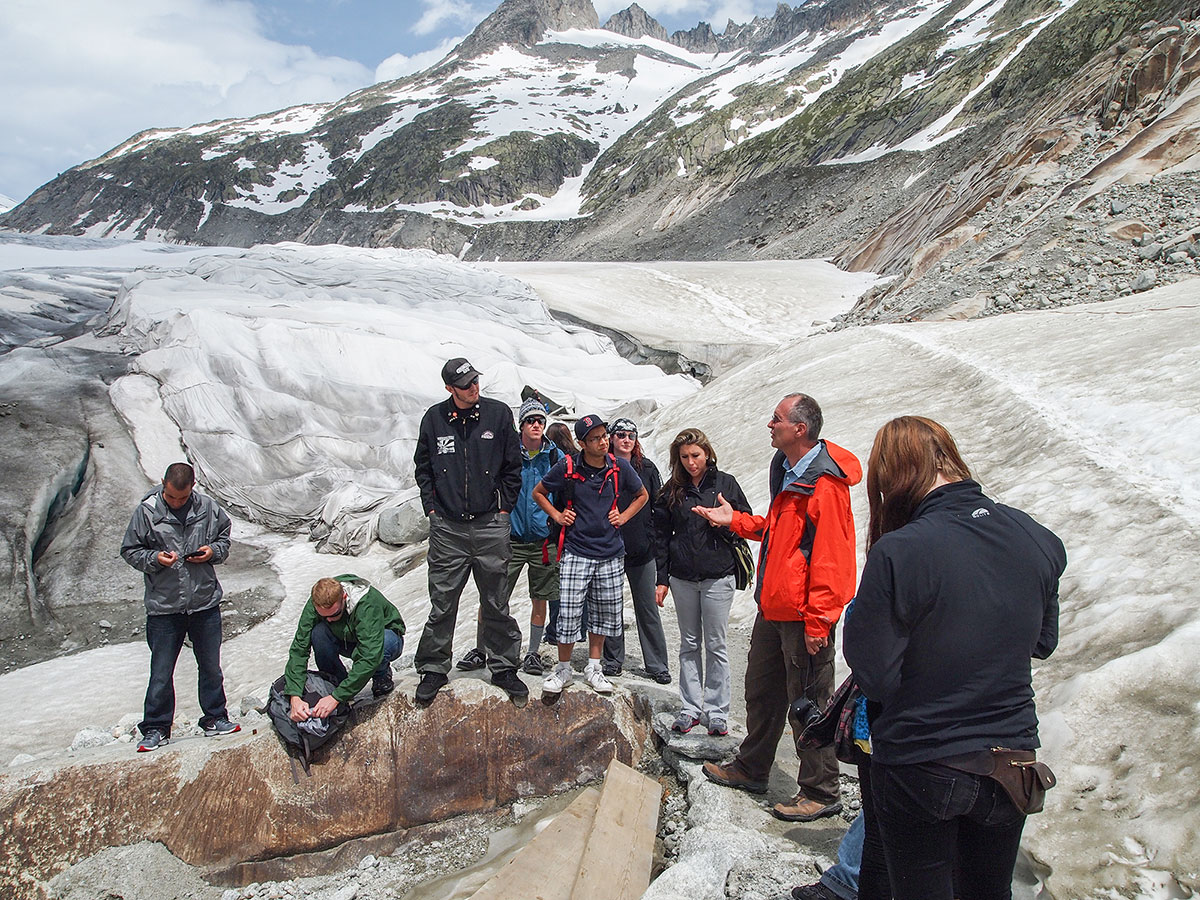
[
  {"xmin": 415, "ymin": 511, "xmax": 521, "ymax": 675},
  {"xmin": 670, "ymin": 574, "xmax": 734, "ymax": 720},
  {"xmin": 604, "ymin": 559, "xmax": 670, "ymax": 675}
]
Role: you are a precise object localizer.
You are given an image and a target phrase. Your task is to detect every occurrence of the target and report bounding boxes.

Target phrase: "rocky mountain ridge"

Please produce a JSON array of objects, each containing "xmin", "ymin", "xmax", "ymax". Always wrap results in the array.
[{"xmin": 2, "ymin": 0, "xmax": 1198, "ymax": 321}]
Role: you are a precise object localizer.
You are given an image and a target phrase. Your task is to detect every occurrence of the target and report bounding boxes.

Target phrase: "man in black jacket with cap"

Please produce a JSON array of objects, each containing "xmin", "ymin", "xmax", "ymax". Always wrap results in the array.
[{"xmin": 412, "ymin": 358, "xmax": 527, "ymax": 705}]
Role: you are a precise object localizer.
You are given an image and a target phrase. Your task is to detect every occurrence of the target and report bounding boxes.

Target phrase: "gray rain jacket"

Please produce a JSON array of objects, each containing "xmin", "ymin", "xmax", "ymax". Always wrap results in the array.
[{"xmin": 120, "ymin": 487, "xmax": 232, "ymax": 615}]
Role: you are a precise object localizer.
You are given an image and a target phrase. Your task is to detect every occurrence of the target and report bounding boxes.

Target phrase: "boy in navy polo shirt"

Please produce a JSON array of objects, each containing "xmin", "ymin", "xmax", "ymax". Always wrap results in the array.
[{"xmin": 533, "ymin": 414, "xmax": 649, "ymax": 694}]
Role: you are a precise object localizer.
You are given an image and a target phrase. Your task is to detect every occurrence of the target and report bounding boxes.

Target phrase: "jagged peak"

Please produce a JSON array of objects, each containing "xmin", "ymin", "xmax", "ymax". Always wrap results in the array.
[
  {"xmin": 603, "ymin": 3, "xmax": 669, "ymax": 42},
  {"xmin": 455, "ymin": 0, "xmax": 600, "ymax": 58}
]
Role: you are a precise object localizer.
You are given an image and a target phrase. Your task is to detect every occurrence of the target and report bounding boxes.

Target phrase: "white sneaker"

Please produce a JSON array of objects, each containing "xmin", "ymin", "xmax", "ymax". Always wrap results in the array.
[
  {"xmin": 542, "ymin": 662, "xmax": 574, "ymax": 694},
  {"xmin": 584, "ymin": 661, "xmax": 613, "ymax": 694}
]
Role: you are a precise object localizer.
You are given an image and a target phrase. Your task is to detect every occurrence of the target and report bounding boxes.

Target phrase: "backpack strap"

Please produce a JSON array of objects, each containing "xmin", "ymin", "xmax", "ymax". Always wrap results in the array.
[
  {"xmin": 557, "ymin": 453, "xmax": 577, "ymax": 558},
  {"xmin": 602, "ymin": 453, "xmax": 620, "ymax": 513}
]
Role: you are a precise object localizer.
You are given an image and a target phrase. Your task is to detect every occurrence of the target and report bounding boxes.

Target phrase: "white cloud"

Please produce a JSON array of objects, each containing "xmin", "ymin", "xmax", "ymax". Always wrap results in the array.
[
  {"xmin": 0, "ymin": 0, "xmax": 372, "ymax": 202},
  {"xmin": 376, "ymin": 35, "xmax": 463, "ymax": 82},
  {"xmin": 412, "ymin": 0, "xmax": 486, "ymax": 37}
]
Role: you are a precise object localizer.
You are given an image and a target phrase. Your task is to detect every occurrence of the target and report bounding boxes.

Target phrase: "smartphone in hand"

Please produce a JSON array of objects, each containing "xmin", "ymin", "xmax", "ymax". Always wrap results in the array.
[{"xmin": 184, "ymin": 549, "xmax": 206, "ymax": 560}]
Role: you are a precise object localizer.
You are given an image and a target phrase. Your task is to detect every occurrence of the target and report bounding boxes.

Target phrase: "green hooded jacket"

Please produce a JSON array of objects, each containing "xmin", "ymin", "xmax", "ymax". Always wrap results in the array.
[{"xmin": 284, "ymin": 574, "xmax": 405, "ymax": 703}]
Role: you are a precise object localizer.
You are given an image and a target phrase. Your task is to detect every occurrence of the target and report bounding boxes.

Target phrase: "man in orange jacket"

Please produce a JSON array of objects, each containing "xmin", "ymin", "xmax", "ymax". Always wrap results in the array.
[{"xmin": 695, "ymin": 393, "xmax": 861, "ymax": 822}]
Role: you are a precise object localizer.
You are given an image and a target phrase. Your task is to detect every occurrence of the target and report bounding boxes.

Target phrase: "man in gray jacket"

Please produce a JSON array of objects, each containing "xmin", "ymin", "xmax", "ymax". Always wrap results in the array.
[{"xmin": 121, "ymin": 462, "xmax": 240, "ymax": 751}]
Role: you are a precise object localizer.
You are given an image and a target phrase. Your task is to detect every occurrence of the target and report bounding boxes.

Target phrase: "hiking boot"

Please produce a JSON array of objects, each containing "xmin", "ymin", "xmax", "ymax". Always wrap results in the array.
[
  {"xmin": 772, "ymin": 795, "xmax": 843, "ymax": 822},
  {"xmin": 372, "ymin": 669, "xmax": 395, "ymax": 698},
  {"xmin": 584, "ymin": 661, "xmax": 614, "ymax": 694},
  {"xmin": 202, "ymin": 717, "xmax": 241, "ymax": 737},
  {"xmin": 415, "ymin": 671, "xmax": 449, "ymax": 703},
  {"xmin": 601, "ymin": 663, "xmax": 621, "ymax": 677},
  {"xmin": 456, "ymin": 648, "xmax": 486, "ymax": 671},
  {"xmin": 542, "ymin": 662, "xmax": 573, "ymax": 694},
  {"xmin": 671, "ymin": 713, "xmax": 700, "ymax": 733},
  {"xmin": 792, "ymin": 883, "xmax": 841, "ymax": 900},
  {"xmin": 707, "ymin": 717, "xmax": 729, "ymax": 736},
  {"xmin": 136, "ymin": 729, "xmax": 168, "ymax": 752},
  {"xmin": 492, "ymin": 668, "xmax": 530, "ymax": 705},
  {"xmin": 650, "ymin": 670, "xmax": 671, "ymax": 684},
  {"xmin": 521, "ymin": 651, "xmax": 545, "ymax": 675},
  {"xmin": 702, "ymin": 760, "xmax": 768, "ymax": 794}
]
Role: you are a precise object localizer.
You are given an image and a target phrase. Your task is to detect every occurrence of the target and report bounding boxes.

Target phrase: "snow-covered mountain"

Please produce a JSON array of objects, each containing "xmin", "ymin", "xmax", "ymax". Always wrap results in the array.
[
  {"xmin": 0, "ymin": 193, "xmax": 16, "ymax": 215},
  {"xmin": 4, "ymin": 0, "xmax": 1196, "ymax": 320}
]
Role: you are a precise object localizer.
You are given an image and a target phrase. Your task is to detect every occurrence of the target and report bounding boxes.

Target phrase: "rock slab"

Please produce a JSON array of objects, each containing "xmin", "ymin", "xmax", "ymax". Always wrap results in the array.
[{"xmin": 0, "ymin": 685, "xmax": 649, "ymax": 898}]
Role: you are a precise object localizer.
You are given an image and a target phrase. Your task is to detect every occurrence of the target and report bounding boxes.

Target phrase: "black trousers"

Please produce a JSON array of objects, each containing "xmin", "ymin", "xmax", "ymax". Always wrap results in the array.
[{"xmin": 872, "ymin": 760, "xmax": 1026, "ymax": 900}]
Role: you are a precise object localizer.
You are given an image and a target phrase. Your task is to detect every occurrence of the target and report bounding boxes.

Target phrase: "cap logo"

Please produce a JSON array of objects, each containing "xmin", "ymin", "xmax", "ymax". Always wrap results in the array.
[{"xmin": 456, "ymin": 363, "xmax": 471, "ymax": 374}]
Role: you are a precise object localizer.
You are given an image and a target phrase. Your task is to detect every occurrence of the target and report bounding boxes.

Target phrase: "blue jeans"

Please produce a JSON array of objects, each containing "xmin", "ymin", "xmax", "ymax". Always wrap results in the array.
[
  {"xmin": 872, "ymin": 760, "xmax": 1026, "ymax": 900},
  {"xmin": 821, "ymin": 810, "xmax": 863, "ymax": 899},
  {"xmin": 141, "ymin": 606, "xmax": 227, "ymax": 736},
  {"xmin": 311, "ymin": 621, "xmax": 403, "ymax": 684}
]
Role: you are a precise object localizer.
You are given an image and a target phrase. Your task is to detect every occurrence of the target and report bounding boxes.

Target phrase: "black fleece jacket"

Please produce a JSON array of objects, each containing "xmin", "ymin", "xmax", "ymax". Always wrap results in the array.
[
  {"xmin": 654, "ymin": 465, "xmax": 752, "ymax": 585},
  {"xmin": 844, "ymin": 479, "xmax": 1066, "ymax": 765},
  {"xmin": 617, "ymin": 457, "xmax": 663, "ymax": 568},
  {"xmin": 413, "ymin": 397, "xmax": 521, "ymax": 520}
]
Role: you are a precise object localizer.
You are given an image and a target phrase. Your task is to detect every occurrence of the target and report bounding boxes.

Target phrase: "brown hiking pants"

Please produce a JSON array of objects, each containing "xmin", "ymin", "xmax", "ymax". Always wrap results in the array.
[{"xmin": 734, "ymin": 613, "xmax": 840, "ymax": 805}]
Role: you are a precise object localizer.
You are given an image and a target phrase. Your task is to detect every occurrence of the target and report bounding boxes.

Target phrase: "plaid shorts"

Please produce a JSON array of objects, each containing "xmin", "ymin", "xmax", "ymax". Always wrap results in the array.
[{"xmin": 557, "ymin": 552, "xmax": 624, "ymax": 641}]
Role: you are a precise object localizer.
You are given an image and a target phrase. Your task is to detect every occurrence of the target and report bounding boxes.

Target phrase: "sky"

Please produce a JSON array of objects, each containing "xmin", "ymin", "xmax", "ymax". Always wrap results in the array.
[{"xmin": 0, "ymin": 0, "xmax": 781, "ymax": 207}]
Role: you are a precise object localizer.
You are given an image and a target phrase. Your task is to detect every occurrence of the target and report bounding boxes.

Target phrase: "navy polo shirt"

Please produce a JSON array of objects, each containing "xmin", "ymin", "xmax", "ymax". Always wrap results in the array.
[{"xmin": 540, "ymin": 455, "xmax": 643, "ymax": 560}]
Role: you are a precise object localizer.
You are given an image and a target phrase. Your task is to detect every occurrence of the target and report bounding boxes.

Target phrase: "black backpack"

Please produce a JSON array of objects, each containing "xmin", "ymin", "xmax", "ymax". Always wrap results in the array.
[{"xmin": 267, "ymin": 671, "xmax": 355, "ymax": 780}]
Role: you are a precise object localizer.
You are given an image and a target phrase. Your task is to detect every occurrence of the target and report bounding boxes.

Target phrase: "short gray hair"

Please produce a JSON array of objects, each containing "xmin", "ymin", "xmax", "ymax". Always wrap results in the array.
[{"xmin": 782, "ymin": 393, "xmax": 823, "ymax": 440}]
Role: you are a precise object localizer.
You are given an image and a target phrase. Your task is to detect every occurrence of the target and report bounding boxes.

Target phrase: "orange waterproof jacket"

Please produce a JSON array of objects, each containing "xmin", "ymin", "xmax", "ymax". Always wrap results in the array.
[{"xmin": 730, "ymin": 440, "xmax": 861, "ymax": 637}]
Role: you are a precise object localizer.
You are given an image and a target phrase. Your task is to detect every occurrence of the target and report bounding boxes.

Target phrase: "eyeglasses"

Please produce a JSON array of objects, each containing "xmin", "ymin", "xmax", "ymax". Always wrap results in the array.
[
  {"xmin": 612, "ymin": 430, "xmax": 636, "ymax": 440},
  {"xmin": 584, "ymin": 433, "xmax": 609, "ymax": 444},
  {"xmin": 523, "ymin": 416, "xmax": 546, "ymax": 426}
]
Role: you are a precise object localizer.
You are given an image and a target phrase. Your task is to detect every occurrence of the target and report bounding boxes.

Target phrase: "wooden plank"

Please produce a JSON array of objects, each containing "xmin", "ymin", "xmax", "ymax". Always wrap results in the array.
[
  {"xmin": 469, "ymin": 787, "xmax": 601, "ymax": 900},
  {"xmin": 570, "ymin": 759, "xmax": 663, "ymax": 900}
]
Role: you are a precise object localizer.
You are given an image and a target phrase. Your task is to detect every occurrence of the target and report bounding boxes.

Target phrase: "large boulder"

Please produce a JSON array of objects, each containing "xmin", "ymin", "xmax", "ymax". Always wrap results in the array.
[
  {"xmin": 0, "ymin": 679, "xmax": 652, "ymax": 897},
  {"xmin": 377, "ymin": 496, "xmax": 429, "ymax": 546}
]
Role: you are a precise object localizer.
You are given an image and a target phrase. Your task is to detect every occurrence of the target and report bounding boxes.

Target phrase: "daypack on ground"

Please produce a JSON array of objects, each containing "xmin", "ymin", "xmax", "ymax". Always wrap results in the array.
[{"xmin": 267, "ymin": 670, "xmax": 354, "ymax": 779}]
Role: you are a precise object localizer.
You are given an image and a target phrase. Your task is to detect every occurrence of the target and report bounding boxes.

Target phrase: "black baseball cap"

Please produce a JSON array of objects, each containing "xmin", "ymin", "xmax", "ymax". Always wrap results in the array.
[{"xmin": 441, "ymin": 357, "xmax": 481, "ymax": 388}]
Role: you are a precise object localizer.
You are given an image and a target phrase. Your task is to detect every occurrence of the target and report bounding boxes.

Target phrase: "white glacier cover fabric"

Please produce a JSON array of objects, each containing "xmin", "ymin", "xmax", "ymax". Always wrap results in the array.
[{"xmin": 104, "ymin": 242, "xmax": 698, "ymax": 551}]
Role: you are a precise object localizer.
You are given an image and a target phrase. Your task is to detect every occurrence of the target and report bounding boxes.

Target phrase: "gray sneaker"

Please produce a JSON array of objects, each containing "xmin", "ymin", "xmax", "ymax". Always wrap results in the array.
[
  {"xmin": 136, "ymin": 729, "xmax": 168, "ymax": 752},
  {"xmin": 202, "ymin": 717, "xmax": 241, "ymax": 737}
]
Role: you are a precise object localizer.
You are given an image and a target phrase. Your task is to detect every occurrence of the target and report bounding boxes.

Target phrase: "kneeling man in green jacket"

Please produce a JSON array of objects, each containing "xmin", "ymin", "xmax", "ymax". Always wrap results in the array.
[{"xmin": 285, "ymin": 575, "xmax": 406, "ymax": 721}]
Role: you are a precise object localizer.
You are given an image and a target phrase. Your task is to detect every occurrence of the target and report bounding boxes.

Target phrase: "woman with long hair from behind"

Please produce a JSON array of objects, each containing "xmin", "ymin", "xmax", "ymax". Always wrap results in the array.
[
  {"xmin": 844, "ymin": 417, "xmax": 1066, "ymax": 900},
  {"xmin": 653, "ymin": 428, "xmax": 752, "ymax": 737}
]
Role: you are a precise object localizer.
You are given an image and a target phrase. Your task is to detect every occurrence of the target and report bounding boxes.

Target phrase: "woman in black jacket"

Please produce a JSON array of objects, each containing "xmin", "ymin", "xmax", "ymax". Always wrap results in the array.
[
  {"xmin": 844, "ymin": 416, "xmax": 1065, "ymax": 900},
  {"xmin": 602, "ymin": 417, "xmax": 670, "ymax": 682},
  {"xmin": 653, "ymin": 428, "xmax": 752, "ymax": 736}
]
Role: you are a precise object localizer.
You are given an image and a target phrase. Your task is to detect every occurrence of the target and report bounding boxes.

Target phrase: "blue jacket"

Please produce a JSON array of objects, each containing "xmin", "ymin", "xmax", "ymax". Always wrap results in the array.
[{"xmin": 510, "ymin": 440, "xmax": 563, "ymax": 543}]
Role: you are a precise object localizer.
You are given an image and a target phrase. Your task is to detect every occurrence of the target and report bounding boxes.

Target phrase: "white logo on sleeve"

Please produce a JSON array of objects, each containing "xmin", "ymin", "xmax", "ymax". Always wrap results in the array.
[
  {"xmin": 437, "ymin": 436, "xmax": 455, "ymax": 454},
  {"xmin": 971, "ymin": 508, "xmax": 990, "ymax": 518}
]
